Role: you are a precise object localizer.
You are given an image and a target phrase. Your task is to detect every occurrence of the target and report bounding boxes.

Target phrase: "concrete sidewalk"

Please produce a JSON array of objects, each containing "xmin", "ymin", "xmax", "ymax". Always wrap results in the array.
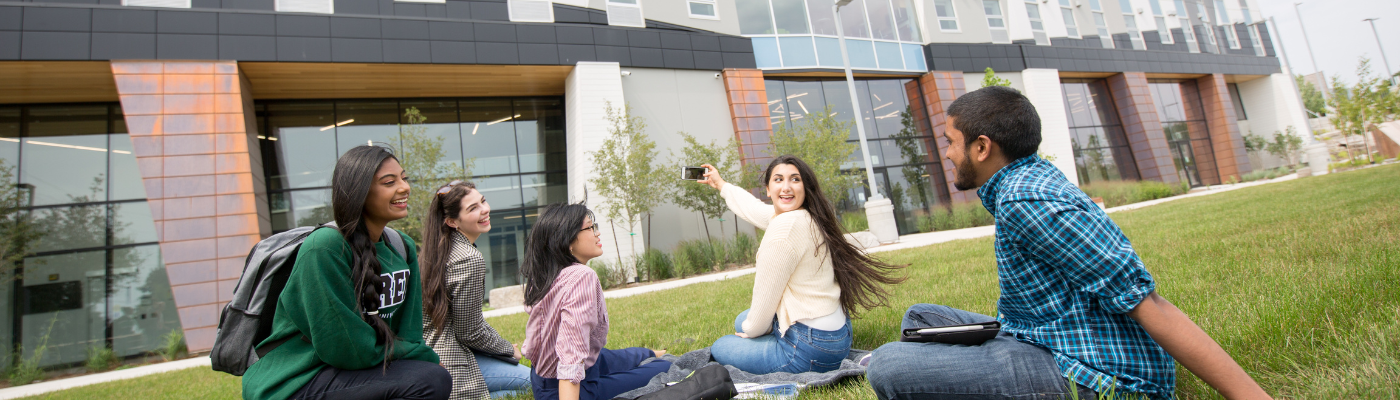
[{"xmin": 0, "ymin": 173, "xmax": 1298, "ymax": 398}]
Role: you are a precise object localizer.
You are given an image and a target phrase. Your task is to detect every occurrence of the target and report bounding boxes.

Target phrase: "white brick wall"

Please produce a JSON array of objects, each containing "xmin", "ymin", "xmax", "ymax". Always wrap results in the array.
[
  {"xmin": 1021, "ymin": 68, "xmax": 1079, "ymax": 185},
  {"xmin": 565, "ymin": 62, "xmax": 644, "ymax": 269}
]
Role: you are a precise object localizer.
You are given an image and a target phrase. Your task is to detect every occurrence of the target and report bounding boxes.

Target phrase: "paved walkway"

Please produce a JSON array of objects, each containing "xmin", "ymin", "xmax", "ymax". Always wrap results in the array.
[{"xmin": 0, "ymin": 173, "xmax": 1300, "ymax": 398}]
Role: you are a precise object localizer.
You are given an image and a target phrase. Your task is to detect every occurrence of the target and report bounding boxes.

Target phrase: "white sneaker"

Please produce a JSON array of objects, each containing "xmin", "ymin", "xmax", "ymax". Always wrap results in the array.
[{"xmin": 858, "ymin": 353, "xmax": 873, "ymax": 367}]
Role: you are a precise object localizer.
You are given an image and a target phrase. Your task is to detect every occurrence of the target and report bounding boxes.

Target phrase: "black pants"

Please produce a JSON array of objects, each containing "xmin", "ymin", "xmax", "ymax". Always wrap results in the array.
[{"xmin": 292, "ymin": 359, "xmax": 452, "ymax": 400}]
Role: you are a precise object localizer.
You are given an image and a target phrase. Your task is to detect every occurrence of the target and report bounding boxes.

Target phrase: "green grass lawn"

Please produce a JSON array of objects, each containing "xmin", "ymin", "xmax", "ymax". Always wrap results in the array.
[{"xmin": 17, "ymin": 165, "xmax": 1399, "ymax": 399}]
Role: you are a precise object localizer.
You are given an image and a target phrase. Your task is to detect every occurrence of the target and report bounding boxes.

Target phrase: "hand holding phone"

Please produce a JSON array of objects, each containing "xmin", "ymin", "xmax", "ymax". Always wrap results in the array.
[
  {"xmin": 694, "ymin": 164, "xmax": 726, "ymax": 190},
  {"xmin": 681, "ymin": 166, "xmax": 707, "ymax": 180}
]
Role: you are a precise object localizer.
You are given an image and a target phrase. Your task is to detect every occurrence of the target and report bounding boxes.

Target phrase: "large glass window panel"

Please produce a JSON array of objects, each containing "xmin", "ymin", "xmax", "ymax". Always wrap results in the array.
[
  {"xmin": 400, "ymin": 100, "xmax": 465, "ymax": 177},
  {"xmin": 109, "ymin": 245, "xmax": 180, "ymax": 358},
  {"xmin": 1062, "ymin": 7, "xmax": 1080, "ymax": 37},
  {"xmin": 752, "ymin": 37, "xmax": 782, "ymax": 69},
  {"xmin": 21, "ymin": 134, "xmax": 108, "ymax": 206},
  {"xmin": 269, "ymin": 191, "xmax": 292, "ymax": 232},
  {"xmin": 265, "ymin": 102, "xmax": 337, "ymax": 190},
  {"xmin": 865, "ymin": 0, "xmax": 897, "ymax": 40},
  {"xmin": 30, "ymin": 205, "xmax": 107, "ymax": 253},
  {"xmin": 480, "ymin": 210, "xmax": 527, "ymax": 291},
  {"xmin": 772, "ymin": 0, "xmax": 810, "ymax": 34},
  {"xmin": 461, "ymin": 99, "xmax": 520, "ymax": 176},
  {"xmin": 815, "ymin": 37, "xmax": 844, "ymax": 67},
  {"xmin": 892, "ymin": 0, "xmax": 921, "ymax": 41},
  {"xmin": 292, "ymin": 189, "xmax": 333, "ymax": 227},
  {"xmin": 867, "ymin": 79, "xmax": 907, "ymax": 138},
  {"xmin": 902, "ymin": 43, "xmax": 927, "ymax": 71},
  {"xmin": 21, "ymin": 250, "xmax": 106, "ymax": 367},
  {"xmin": 521, "ymin": 172, "xmax": 568, "ymax": 208},
  {"xmin": 845, "ymin": 40, "xmax": 878, "ymax": 69},
  {"xmin": 820, "ymin": 81, "xmax": 857, "ymax": 140},
  {"xmin": 840, "ymin": 0, "xmax": 871, "ymax": 38},
  {"xmin": 766, "ymin": 80, "xmax": 791, "ymax": 130},
  {"xmin": 112, "ymin": 201, "xmax": 159, "ymax": 245},
  {"xmin": 738, "ymin": 0, "xmax": 775, "ymax": 34},
  {"xmin": 806, "ymin": 0, "xmax": 838, "ymax": 35},
  {"xmin": 514, "ymin": 98, "xmax": 566, "ymax": 173},
  {"xmin": 108, "ymin": 134, "xmax": 145, "ymax": 201},
  {"xmin": 885, "ymin": 163, "xmax": 939, "ymax": 234},
  {"xmin": 335, "ymin": 101, "xmax": 401, "ymax": 156},
  {"xmin": 984, "ymin": 1, "xmax": 1006, "ymax": 28},
  {"xmin": 1026, "ymin": 0, "xmax": 1044, "ymax": 31},
  {"xmin": 0, "ymin": 260, "xmax": 11, "ymax": 369},
  {"xmin": 688, "ymin": 0, "xmax": 716, "ymax": 17},
  {"xmin": 783, "ymin": 81, "xmax": 829, "ymax": 122},
  {"xmin": 26, "ymin": 105, "xmax": 109, "ymax": 139},
  {"xmin": 1, "ymin": 108, "xmax": 17, "ymax": 171},
  {"xmin": 874, "ymin": 41, "xmax": 904, "ymax": 70},
  {"xmin": 475, "ymin": 175, "xmax": 523, "ymax": 210},
  {"xmin": 779, "ymin": 37, "xmax": 819, "ymax": 67}
]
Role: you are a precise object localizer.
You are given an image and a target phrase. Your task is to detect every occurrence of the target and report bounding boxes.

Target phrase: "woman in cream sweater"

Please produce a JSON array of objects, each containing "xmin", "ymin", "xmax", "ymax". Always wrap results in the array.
[{"xmin": 697, "ymin": 155, "xmax": 904, "ymax": 374}]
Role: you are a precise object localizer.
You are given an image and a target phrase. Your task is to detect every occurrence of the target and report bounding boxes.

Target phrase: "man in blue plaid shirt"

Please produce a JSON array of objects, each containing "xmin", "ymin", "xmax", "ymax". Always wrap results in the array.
[{"xmin": 866, "ymin": 86, "xmax": 1269, "ymax": 399}]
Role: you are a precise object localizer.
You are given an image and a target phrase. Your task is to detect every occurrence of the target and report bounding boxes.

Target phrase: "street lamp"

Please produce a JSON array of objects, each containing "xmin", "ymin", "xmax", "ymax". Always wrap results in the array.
[
  {"xmin": 1362, "ymin": 18, "xmax": 1395, "ymax": 84},
  {"xmin": 834, "ymin": 0, "xmax": 898, "ymax": 243},
  {"xmin": 1293, "ymin": 2, "xmax": 1327, "ymax": 100}
]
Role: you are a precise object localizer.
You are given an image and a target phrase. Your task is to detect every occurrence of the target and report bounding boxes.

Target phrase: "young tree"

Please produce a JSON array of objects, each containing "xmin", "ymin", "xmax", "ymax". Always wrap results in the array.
[
  {"xmin": 589, "ymin": 103, "xmax": 669, "ymax": 265},
  {"xmin": 0, "ymin": 160, "xmax": 42, "ymax": 284},
  {"xmin": 1295, "ymin": 74, "xmax": 1328, "ymax": 117},
  {"xmin": 1265, "ymin": 127, "xmax": 1305, "ymax": 167},
  {"xmin": 982, "ymin": 67, "xmax": 1012, "ymax": 88},
  {"xmin": 670, "ymin": 132, "xmax": 743, "ymax": 241},
  {"xmin": 769, "ymin": 106, "xmax": 860, "ymax": 206},
  {"xmin": 388, "ymin": 107, "xmax": 472, "ymax": 244},
  {"xmin": 1328, "ymin": 58, "xmax": 1385, "ymax": 164}
]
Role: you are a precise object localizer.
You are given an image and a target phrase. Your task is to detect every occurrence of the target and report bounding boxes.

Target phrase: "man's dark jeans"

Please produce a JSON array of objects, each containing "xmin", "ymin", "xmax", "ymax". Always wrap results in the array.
[{"xmin": 291, "ymin": 359, "xmax": 452, "ymax": 400}]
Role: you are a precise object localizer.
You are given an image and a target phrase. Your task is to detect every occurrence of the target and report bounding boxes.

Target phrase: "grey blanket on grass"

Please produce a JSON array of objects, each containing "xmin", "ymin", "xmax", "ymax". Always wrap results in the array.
[{"xmin": 614, "ymin": 347, "xmax": 870, "ymax": 399}]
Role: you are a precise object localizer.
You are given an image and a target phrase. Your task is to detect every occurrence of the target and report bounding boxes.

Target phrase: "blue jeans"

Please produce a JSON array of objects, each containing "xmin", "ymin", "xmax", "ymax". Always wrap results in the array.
[
  {"xmin": 530, "ymin": 347, "xmax": 673, "ymax": 400},
  {"xmin": 472, "ymin": 351, "xmax": 531, "ymax": 399},
  {"xmin": 710, "ymin": 309, "xmax": 852, "ymax": 374},
  {"xmin": 866, "ymin": 304, "xmax": 1097, "ymax": 400}
]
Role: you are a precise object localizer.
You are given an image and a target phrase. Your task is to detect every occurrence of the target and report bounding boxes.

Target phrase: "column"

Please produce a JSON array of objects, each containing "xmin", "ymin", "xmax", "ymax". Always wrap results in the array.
[
  {"xmin": 1196, "ymin": 73, "xmax": 1252, "ymax": 180},
  {"xmin": 1106, "ymin": 72, "xmax": 1180, "ymax": 184},
  {"xmin": 1020, "ymin": 68, "xmax": 1079, "ymax": 185},
  {"xmin": 564, "ymin": 61, "xmax": 640, "ymax": 268},
  {"xmin": 111, "ymin": 61, "xmax": 269, "ymax": 353},
  {"xmin": 721, "ymin": 68, "xmax": 774, "ymax": 169}
]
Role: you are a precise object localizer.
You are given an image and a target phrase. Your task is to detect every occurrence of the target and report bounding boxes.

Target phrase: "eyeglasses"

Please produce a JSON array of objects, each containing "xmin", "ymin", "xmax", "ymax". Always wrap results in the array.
[
  {"xmin": 436, "ymin": 180, "xmax": 465, "ymax": 196},
  {"xmin": 580, "ymin": 223, "xmax": 600, "ymax": 235}
]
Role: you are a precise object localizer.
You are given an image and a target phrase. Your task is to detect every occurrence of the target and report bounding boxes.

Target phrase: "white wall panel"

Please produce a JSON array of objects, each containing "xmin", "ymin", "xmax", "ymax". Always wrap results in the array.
[
  {"xmin": 565, "ymin": 62, "xmax": 643, "ymax": 268},
  {"xmin": 1021, "ymin": 68, "xmax": 1079, "ymax": 185}
]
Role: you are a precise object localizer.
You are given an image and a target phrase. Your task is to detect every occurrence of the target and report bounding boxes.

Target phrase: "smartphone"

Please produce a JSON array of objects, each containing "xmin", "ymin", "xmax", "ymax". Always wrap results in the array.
[{"xmin": 681, "ymin": 166, "xmax": 707, "ymax": 181}]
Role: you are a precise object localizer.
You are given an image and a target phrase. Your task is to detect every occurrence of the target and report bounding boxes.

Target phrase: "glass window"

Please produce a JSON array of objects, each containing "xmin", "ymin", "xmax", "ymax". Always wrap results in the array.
[
  {"xmin": 865, "ymin": 0, "xmax": 897, "ymax": 40},
  {"xmin": 765, "ymin": 79, "xmax": 791, "ymax": 131},
  {"xmin": 841, "ymin": 0, "xmax": 871, "ymax": 38},
  {"xmin": 335, "ymin": 101, "xmax": 401, "ymax": 155},
  {"xmin": 816, "ymin": 37, "xmax": 845, "ymax": 67},
  {"xmin": 819, "ymin": 80, "xmax": 856, "ymax": 140},
  {"xmin": 933, "ymin": 0, "xmax": 959, "ymax": 31},
  {"xmin": 109, "ymin": 134, "xmax": 146, "ymax": 202},
  {"xmin": 1061, "ymin": 80, "xmax": 1139, "ymax": 185},
  {"xmin": 1061, "ymin": 5, "xmax": 1080, "ymax": 37},
  {"xmin": 475, "ymin": 175, "xmax": 523, "ymax": 210},
  {"xmin": 514, "ymin": 98, "xmax": 566, "ymax": 173},
  {"xmin": 462, "ymin": 100, "xmax": 521, "ymax": 177},
  {"xmin": 292, "ymin": 189, "xmax": 333, "ymax": 227},
  {"xmin": 772, "ymin": 0, "xmax": 810, "ymax": 34},
  {"xmin": 109, "ymin": 245, "xmax": 181, "ymax": 358},
  {"xmin": 891, "ymin": 0, "xmax": 921, "ymax": 41},
  {"xmin": 753, "ymin": 37, "xmax": 782, "ymax": 68},
  {"xmin": 1089, "ymin": 0, "xmax": 1103, "ymax": 11},
  {"xmin": 21, "ymin": 250, "xmax": 107, "ymax": 367},
  {"xmin": 738, "ymin": 0, "xmax": 775, "ymax": 34},
  {"xmin": 1026, "ymin": 0, "xmax": 1044, "ymax": 32},
  {"xmin": 112, "ymin": 201, "xmax": 159, "ymax": 245},
  {"xmin": 521, "ymin": 172, "xmax": 567, "ymax": 208},
  {"xmin": 268, "ymin": 191, "xmax": 292, "ymax": 232},
  {"xmin": 265, "ymin": 102, "xmax": 337, "ymax": 190},
  {"xmin": 1157, "ymin": 16, "xmax": 1173, "ymax": 44},
  {"xmin": 1, "ymin": 107, "xmax": 19, "ymax": 172},
  {"xmin": 867, "ymin": 80, "xmax": 907, "ymax": 139},
  {"xmin": 30, "ymin": 205, "xmax": 108, "ymax": 253},
  {"xmin": 780, "ymin": 37, "xmax": 819, "ymax": 67},
  {"xmin": 22, "ymin": 105, "xmax": 111, "ymax": 206},
  {"xmin": 1228, "ymin": 83, "xmax": 1247, "ymax": 120},
  {"xmin": 688, "ymin": 0, "xmax": 717, "ymax": 18},
  {"xmin": 806, "ymin": 0, "xmax": 839, "ymax": 35},
  {"xmin": 480, "ymin": 210, "xmax": 527, "ymax": 291},
  {"xmin": 985, "ymin": 1, "xmax": 1009, "ymax": 43},
  {"xmin": 399, "ymin": 100, "xmax": 464, "ymax": 177}
]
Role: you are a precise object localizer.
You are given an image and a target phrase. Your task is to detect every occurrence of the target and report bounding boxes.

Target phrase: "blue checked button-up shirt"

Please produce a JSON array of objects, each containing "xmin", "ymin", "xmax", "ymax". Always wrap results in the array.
[{"xmin": 977, "ymin": 155, "xmax": 1175, "ymax": 398}]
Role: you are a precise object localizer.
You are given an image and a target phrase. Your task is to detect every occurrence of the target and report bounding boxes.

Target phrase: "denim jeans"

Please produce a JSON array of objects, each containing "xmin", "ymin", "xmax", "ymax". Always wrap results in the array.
[
  {"xmin": 710, "ymin": 309, "xmax": 852, "ymax": 374},
  {"xmin": 472, "ymin": 351, "xmax": 532, "ymax": 399},
  {"xmin": 291, "ymin": 359, "xmax": 451, "ymax": 400},
  {"xmin": 530, "ymin": 347, "xmax": 673, "ymax": 400},
  {"xmin": 866, "ymin": 304, "xmax": 1097, "ymax": 400}
]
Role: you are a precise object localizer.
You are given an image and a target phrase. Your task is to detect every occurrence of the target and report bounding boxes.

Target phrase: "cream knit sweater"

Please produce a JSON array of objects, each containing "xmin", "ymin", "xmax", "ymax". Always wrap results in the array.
[{"xmin": 721, "ymin": 183, "xmax": 842, "ymax": 336}]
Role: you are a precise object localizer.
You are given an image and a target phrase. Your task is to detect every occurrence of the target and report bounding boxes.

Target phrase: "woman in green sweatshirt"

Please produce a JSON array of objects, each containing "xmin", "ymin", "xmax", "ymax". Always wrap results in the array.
[{"xmin": 242, "ymin": 145, "xmax": 450, "ymax": 400}]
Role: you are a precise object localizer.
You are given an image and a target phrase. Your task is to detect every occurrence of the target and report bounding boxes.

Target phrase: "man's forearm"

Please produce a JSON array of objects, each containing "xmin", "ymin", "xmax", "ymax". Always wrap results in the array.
[{"xmin": 1129, "ymin": 292, "xmax": 1270, "ymax": 399}]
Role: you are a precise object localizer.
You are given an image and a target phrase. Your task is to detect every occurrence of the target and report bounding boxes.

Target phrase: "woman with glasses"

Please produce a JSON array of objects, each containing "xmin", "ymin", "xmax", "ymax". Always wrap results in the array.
[
  {"xmin": 520, "ymin": 202, "xmax": 672, "ymax": 400},
  {"xmin": 421, "ymin": 180, "xmax": 532, "ymax": 400}
]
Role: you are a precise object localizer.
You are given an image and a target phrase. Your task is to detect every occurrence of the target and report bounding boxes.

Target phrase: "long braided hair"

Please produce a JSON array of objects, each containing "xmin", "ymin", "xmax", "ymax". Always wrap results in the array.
[{"xmin": 329, "ymin": 145, "xmax": 400, "ymax": 366}]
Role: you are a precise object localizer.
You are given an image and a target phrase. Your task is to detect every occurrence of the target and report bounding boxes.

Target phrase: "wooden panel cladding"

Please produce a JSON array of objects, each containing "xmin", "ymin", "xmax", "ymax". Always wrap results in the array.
[
  {"xmin": 0, "ymin": 61, "xmax": 120, "ymax": 104},
  {"xmin": 238, "ymin": 63, "xmax": 574, "ymax": 100}
]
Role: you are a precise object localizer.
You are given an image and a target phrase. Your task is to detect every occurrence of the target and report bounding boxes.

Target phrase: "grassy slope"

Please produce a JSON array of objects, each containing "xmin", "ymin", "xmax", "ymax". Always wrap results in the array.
[{"xmin": 18, "ymin": 165, "xmax": 1399, "ymax": 399}]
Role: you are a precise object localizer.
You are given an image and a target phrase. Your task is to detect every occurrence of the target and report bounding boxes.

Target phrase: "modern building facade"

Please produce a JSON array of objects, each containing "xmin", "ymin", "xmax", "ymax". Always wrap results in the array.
[{"xmin": 1, "ymin": 0, "xmax": 1307, "ymax": 367}]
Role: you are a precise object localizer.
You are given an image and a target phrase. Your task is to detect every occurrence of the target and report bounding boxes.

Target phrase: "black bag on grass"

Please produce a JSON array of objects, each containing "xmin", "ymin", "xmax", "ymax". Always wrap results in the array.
[
  {"xmin": 635, "ymin": 363, "xmax": 737, "ymax": 400},
  {"xmin": 209, "ymin": 223, "xmax": 406, "ymax": 376}
]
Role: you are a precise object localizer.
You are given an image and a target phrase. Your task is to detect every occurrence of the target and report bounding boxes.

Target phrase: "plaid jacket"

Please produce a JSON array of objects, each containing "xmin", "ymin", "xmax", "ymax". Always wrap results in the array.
[
  {"xmin": 423, "ymin": 232, "xmax": 517, "ymax": 400},
  {"xmin": 978, "ymin": 155, "xmax": 1175, "ymax": 399}
]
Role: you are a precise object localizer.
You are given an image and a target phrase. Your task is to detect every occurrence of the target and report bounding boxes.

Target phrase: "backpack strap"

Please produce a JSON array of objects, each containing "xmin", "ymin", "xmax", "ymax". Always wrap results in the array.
[{"xmin": 382, "ymin": 227, "xmax": 408, "ymax": 262}]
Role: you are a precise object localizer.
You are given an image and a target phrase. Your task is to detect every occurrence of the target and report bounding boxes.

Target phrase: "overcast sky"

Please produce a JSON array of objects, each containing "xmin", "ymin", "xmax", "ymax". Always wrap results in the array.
[{"xmin": 1257, "ymin": 0, "xmax": 1399, "ymax": 85}]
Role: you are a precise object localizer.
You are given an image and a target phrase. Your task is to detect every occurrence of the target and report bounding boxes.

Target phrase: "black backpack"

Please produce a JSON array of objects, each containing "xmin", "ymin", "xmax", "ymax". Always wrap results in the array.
[{"xmin": 210, "ymin": 223, "xmax": 407, "ymax": 376}]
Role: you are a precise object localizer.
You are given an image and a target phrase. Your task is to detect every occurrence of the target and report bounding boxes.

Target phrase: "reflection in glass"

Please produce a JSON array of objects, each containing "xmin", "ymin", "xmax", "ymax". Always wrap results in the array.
[
  {"xmin": 112, "ymin": 201, "xmax": 159, "ymax": 245},
  {"xmin": 772, "ymin": 0, "xmax": 810, "ymax": 34},
  {"xmin": 1149, "ymin": 81, "xmax": 1217, "ymax": 186},
  {"xmin": 1, "ymin": 107, "xmax": 17, "ymax": 171},
  {"xmin": 30, "ymin": 205, "xmax": 107, "ymax": 253},
  {"xmin": 265, "ymin": 102, "xmax": 336, "ymax": 190},
  {"xmin": 514, "ymin": 99, "xmax": 566, "ymax": 173},
  {"xmin": 806, "ymin": 0, "xmax": 839, "ymax": 35},
  {"xmin": 738, "ymin": 0, "xmax": 775, "ymax": 34},
  {"xmin": 475, "ymin": 175, "xmax": 523, "ymax": 210},
  {"xmin": 461, "ymin": 99, "xmax": 520, "ymax": 176},
  {"xmin": 110, "ymin": 245, "xmax": 181, "ymax": 358},
  {"xmin": 334, "ymin": 101, "xmax": 401, "ymax": 155},
  {"xmin": 521, "ymin": 173, "xmax": 568, "ymax": 208},
  {"xmin": 293, "ymin": 189, "xmax": 334, "ymax": 227},
  {"xmin": 1061, "ymin": 80, "xmax": 1139, "ymax": 184},
  {"xmin": 481, "ymin": 210, "xmax": 528, "ymax": 291},
  {"xmin": 22, "ymin": 134, "xmax": 108, "ymax": 206},
  {"xmin": 108, "ymin": 134, "xmax": 146, "ymax": 201},
  {"xmin": 401, "ymin": 100, "xmax": 465, "ymax": 174},
  {"xmin": 892, "ymin": 0, "xmax": 921, "ymax": 41},
  {"xmin": 21, "ymin": 251, "xmax": 106, "ymax": 367},
  {"xmin": 1, "ymin": 261, "xmax": 11, "ymax": 368},
  {"xmin": 269, "ymin": 191, "xmax": 292, "ymax": 232},
  {"xmin": 765, "ymin": 79, "xmax": 791, "ymax": 132},
  {"xmin": 866, "ymin": 0, "xmax": 898, "ymax": 40},
  {"xmin": 840, "ymin": 0, "xmax": 871, "ymax": 38}
]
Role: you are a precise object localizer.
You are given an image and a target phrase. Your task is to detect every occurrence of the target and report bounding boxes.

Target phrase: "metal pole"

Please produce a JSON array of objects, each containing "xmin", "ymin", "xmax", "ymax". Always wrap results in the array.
[
  {"xmin": 1293, "ymin": 2, "xmax": 1327, "ymax": 100},
  {"xmin": 834, "ymin": 1, "xmax": 883, "ymax": 200},
  {"xmin": 1270, "ymin": 16, "xmax": 1317, "ymax": 144},
  {"xmin": 1363, "ymin": 18, "xmax": 1395, "ymax": 83}
]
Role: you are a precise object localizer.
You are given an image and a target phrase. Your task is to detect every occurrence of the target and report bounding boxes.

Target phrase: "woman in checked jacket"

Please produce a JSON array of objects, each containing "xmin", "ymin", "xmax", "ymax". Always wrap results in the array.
[{"xmin": 421, "ymin": 180, "xmax": 532, "ymax": 400}]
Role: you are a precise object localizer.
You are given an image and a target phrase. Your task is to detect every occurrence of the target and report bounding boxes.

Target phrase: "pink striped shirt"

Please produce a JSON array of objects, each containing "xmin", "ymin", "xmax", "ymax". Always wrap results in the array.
[{"xmin": 521, "ymin": 264, "xmax": 609, "ymax": 383}]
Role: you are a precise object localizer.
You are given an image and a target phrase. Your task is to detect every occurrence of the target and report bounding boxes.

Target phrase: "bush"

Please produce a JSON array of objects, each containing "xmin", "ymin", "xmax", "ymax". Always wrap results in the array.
[
  {"xmin": 637, "ymin": 248, "xmax": 672, "ymax": 282},
  {"xmin": 839, "ymin": 211, "xmax": 868, "ymax": 233},
  {"xmin": 86, "ymin": 345, "xmax": 119, "ymax": 373},
  {"xmin": 918, "ymin": 202, "xmax": 995, "ymax": 232},
  {"xmin": 729, "ymin": 232, "xmax": 758, "ymax": 265},
  {"xmin": 153, "ymin": 330, "xmax": 187, "ymax": 362},
  {"xmin": 1078, "ymin": 180, "xmax": 1188, "ymax": 208},
  {"xmin": 1241, "ymin": 167, "xmax": 1292, "ymax": 182},
  {"xmin": 589, "ymin": 259, "xmax": 630, "ymax": 289},
  {"xmin": 673, "ymin": 239, "xmax": 716, "ymax": 278}
]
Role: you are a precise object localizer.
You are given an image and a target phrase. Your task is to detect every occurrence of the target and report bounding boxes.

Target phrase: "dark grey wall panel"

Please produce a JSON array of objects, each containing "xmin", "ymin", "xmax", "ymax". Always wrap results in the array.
[
  {"xmin": 336, "ymin": 0, "xmax": 379, "ymax": 15},
  {"xmin": 593, "ymin": 28, "xmax": 627, "ymax": 46},
  {"xmin": 694, "ymin": 51, "xmax": 722, "ymax": 70},
  {"xmin": 924, "ymin": 42, "xmax": 1280, "ymax": 75},
  {"xmin": 383, "ymin": 39, "xmax": 430, "ymax": 63},
  {"xmin": 93, "ymin": 9, "xmax": 155, "ymax": 33},
  {"xmin": 629, "ymin": 47, "xmax": 662, "ymax": 68},
  {"xmin": 518, "ymin": 43, "xmax": 558, "ymax": 65},
  {"xmin": 424, "ymin": 4, "xmax": 446, "ymax": 19},
  {"xmin": 222, "ymin": 0, "xmax": 274, "ymax": 11},
  {"xmin": 22, "ymin": 32, "xmax": 90, "ymax": 59},
  {"xmin": 24, "ymin": 7, "xmax": 90, "ymax": 32},
  {"xmin": 722, "ymin": 52, "xmax": 755, "ymax": 68},
  {"xmin": 0, "ymin": 7, "xmax": 20, "ymax": 29},
  {"xmin": 277, "ymin": 15, "xmax": 330, "ymax": 37},
  {"xmin": 473, "ymin": 23, "xmax": 515, "ymax": 42},
  {"xmin": 331, "ymin": 37, "xmax": 382, "ymax": 62},
  {"xmin": 430, "ymin": 40, "xmax": 475, "ymax": 63},
  {"xmin": 382, "ymin": 19, "xmax": 429, "ymax": 40},
  {"xmin": 157, "ymin": 34, "xmax": 217, "ymax": 59},
  {"xmin": 594, "ymin": 45, "xmax": 629, "ymax": 64},
  {"xmin": 277, "ymin": 36, "xmax": 331, "ymax": 61},
  {"xmin": 394, "ymin": 3, "xmax": 426, "ymax": 17},
  {"xmin": 690, "ymin": 35, "xmax": 719, "ymax": 52},
  {"xmin": 219, "ymin": 13, "xmax": 274, "ymax": 36},
  {"xmin": 627, "ymin": 30, "xmax": 659, "ymax": 48},
  {"xmin": 219, "ymin": 35, "xmax": 275, "ymax": 60},
  {"xmin": 429, "ymin": 21, "xmax": 472, "ymax": 41},
  {"xmin": 515, "ymin": 24, "xmax": 554, "ymax": 44},
  {"xmin": 92, "ymin": 32, "xmax": 155, "ymax": 59},
  {"xmin": 659, "ymin": 32, "xmax": 689, "ymax": 50},
  {"xmin": 331, "ymin": 17, "xmax": 380, "ymax": 39},
  {"xmin": 475, "ymin": 42, "xmax": 518, "ymax": 64},
  {"xmin": 445, "ymin": 1, "xmax": 472, "ymax": 20},
  {"xmin": 719, "ymin": 37, "xmax": 751, "ymax": 52},
  {"xmin": 0, "ymin": 31, "xmax": 18, "ymax": 60},
  {"xmin": 191, "ymin": 0, "xmax": 220, "ymax": 9},
  {"xmin": 662, "ymin": 48, "xmax": 693, "ymax": 69},
  {"xmin": 555, "ymin": 26, "xmax": 593, "ymax": 45},
  {"xmin": 469, "ymin": 2, "xmax": 506, "ymax": 21},
  {"xmin": 158, "ymin": 11, "xmax": 218, "ymax": 34},
  {"xmin": 557, "ymin": 44, "xmax": 594, "ymax": 65}
]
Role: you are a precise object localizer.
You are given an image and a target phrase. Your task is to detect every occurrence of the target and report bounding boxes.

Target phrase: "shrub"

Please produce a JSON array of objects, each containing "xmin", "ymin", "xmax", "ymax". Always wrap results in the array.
[
  {"xmin": 918, "ymin": 202, "xmax": 995, "ymax": 232},
  {"xmin": 9, "ymin": 317, "xmax": 56, "ymax": 386},
  {"xmin": 729, "ymin": 232, "xmax": 758, "ymax": 265},
  {"xmin": 1078, "ymin": 180, "xmax": 1187, "ymax": 208},
  {"xmin": 839, "ymin": 211, "xmax": 868, "ymax": 233},
  {"xmin": 1241, "ymin": 167, "xmax": 1292, "ymax": 182},
  {"xmin": 86, "ymin": 345, "xmax": 119, "ymax": 372},
  {"xmin": 673, "ymin": 239, "xmax": 716, "ymax": 277},
  {"xmin": 153, "ymin": 330, "xmax": 187, "ymax": 362},
  {"xmin": 637, "ymin": 248, "xmax": 672, "ymax": 282},
  {"xmin": 589, "ymin": 259, "xmax": 630, "ymax": 289}
]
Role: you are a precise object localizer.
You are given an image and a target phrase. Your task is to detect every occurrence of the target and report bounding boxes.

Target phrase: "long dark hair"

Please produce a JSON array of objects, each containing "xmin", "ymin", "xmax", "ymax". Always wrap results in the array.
[
  {"xmin": 421, "ymin": 181, "xmax": 477, "ymax": 334},
  {"xmin": 520, "ymin": 202, "xmax": 595, "ymax": 307},
  {"xmin": 330, "ymin": 145, "xmax": 400, "ymax": 367},
  {"xmin": 762, "ymin": 155, "xmax": 906, "ymax": 317}
]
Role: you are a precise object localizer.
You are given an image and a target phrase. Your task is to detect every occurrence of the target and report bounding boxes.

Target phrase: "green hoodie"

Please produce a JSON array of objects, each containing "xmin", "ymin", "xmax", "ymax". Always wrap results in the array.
[{"xmin": 242, "ymin": 227, "xmax": 439, "ymax": 399}]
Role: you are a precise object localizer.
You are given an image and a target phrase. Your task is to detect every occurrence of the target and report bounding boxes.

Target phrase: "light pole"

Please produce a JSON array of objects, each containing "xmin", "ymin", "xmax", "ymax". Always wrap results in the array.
[
  {"xmin": 1362, "ymin": 18, "xmax": 1395, "ymax": 84},
  {"xmin": 834, "ymin": 0, "xmax": 898, "ymax": 243},
  {"xmin": 1293, "ymin": 2, "xmax": 1327, "ymax": 100},
  {"xmin": 1271, "ymin": 16, "xmax": 1330, "ymax": 176}
]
